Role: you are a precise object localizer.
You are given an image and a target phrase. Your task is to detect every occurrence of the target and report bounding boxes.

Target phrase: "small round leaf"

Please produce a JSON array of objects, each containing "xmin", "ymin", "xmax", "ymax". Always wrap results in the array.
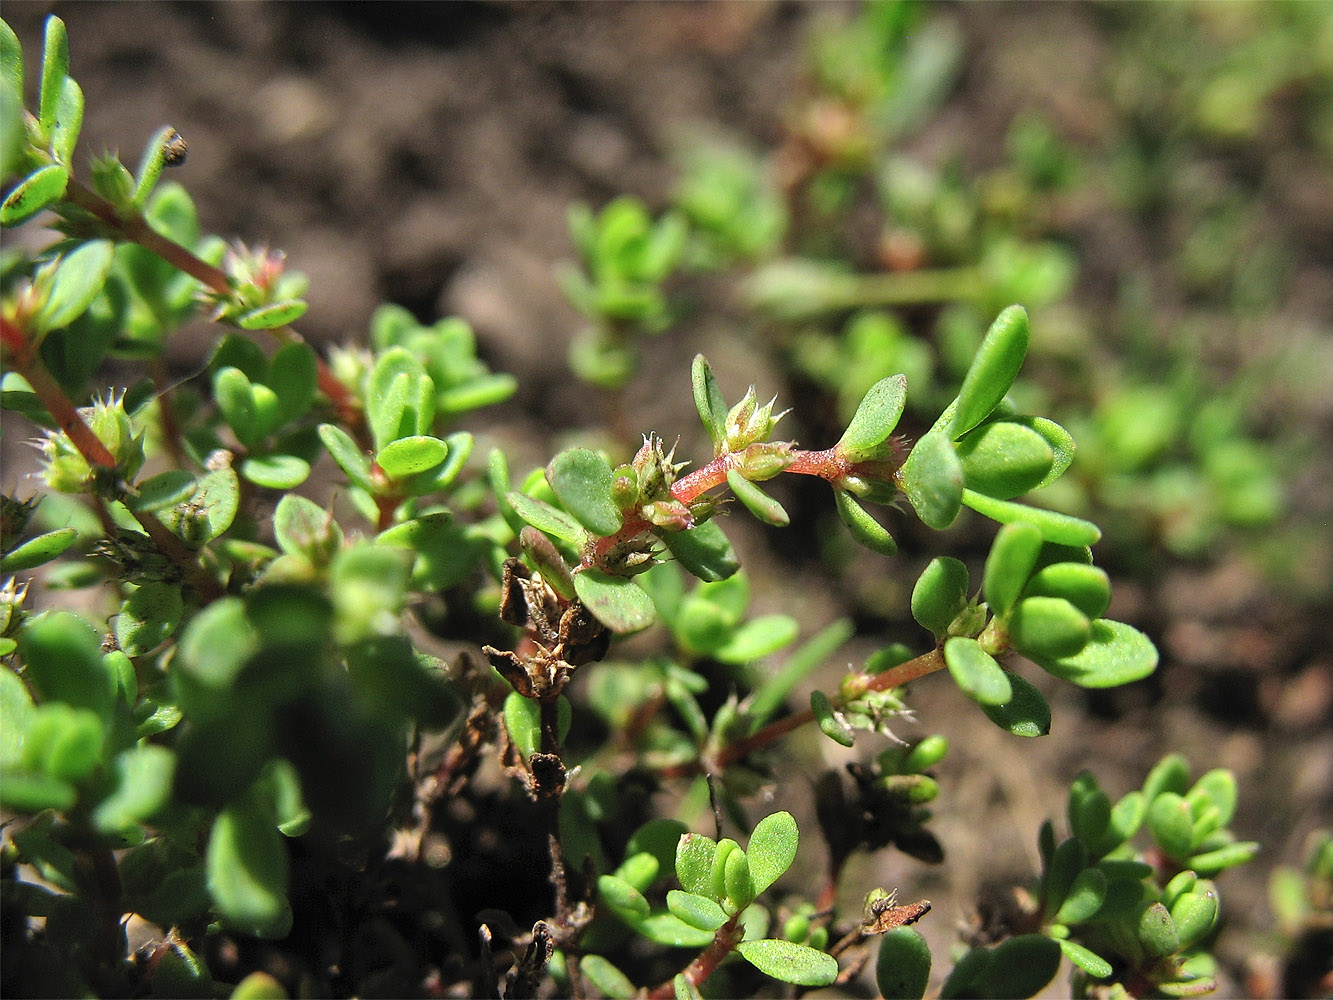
[
  {"xmin": 899, "ymin": 431, "xmax": 964, "ymax": 529},
  {"xmin": 1008, "ymin": 596, "xmax": 1091, "ymax": 660},
  {"xmin": 736, "ymin": 939, "xmax": 838, "ymax": 988},
  {"xmin": 944, "ymin": 637, "xmax": 1012, "ymax": 706},
  {"xmin": 376, "ymin": 435, "xmax": 448, "ymax": 479},
  {"xmin": 574, "ymin": 570, "xmax": 656, "ymax": 634},
  {"xmin": 957, "ymin": 419, "xmax": 1055, "ymax": 500},
  {"xmin": 548, "ymin": 448, "xmax": 622, "ymax": 536},
  {"xmin": 747, "ymin": 811, "xmax": 798, "ymax": 894},
  {"xmin": 876, "ymin": 928, "xmax": 931, "ymax": 1000},
  {"xmin": 838, "ymin": 373, "xmax": 908, "ymax": 461},
  {"xmin": 911, "ymin": 556, "xmax": 970, "ymax": 636},
  {"xmin": 978, "ymin": 671, "xmax": 1051, "ymax": 737},
  {"xmin": 1029, "ymin": 619, "xmax": 1158, "ymax": 689},
  {"xmin": 983, "ymin": 521, "xmax": 1043, "ymax": 617}
]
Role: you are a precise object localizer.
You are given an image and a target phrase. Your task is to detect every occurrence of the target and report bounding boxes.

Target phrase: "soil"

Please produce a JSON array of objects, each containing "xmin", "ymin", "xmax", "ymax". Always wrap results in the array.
[{"xmin": 4, "ymin": 2, "xmax": 1331, "ymax": 997}]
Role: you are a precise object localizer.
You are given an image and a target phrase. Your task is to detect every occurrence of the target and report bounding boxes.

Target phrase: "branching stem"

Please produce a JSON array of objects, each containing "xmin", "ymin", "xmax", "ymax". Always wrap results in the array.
[
  {"xmin": 644, "ymin": 914, "xmax": 745, "ymax": 1000},
  {"xmin": 658, "ymin": 647, "xmax": 947, "ymax": 779}
]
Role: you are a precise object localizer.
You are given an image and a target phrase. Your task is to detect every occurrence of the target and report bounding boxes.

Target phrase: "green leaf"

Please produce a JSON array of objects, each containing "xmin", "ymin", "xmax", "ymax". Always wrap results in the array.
[
  {"xmin": 503, "ymin": 690, "xmax": 542, "ymax": 760},
  {"xmin": 666, "ymin": 889, "xmax": 728, "ymax": 931},
  {"xmin": 1138, "ymin": 901, "xmax": 1180, "ymax": 957},
  {"xmin": 944, "ymin": 637, "xmax": 1012, "ymax": 706},
  {"xmin": 978, "ymin": 671, "xmax": 1051, "ymax": 737},
  {"xmin": 676, "ymin": 832, "xmax": 718, "ymax": 897},
  {"xmin": 1188, "ymin": 841, "xmax": 1258, "ymax": 875},
  {"xmin": 0, "ymin": 669, "xmax": 36, "ymax": 769},
  {"xmin": 506, "ymin": 491, "xmax": 590, "ymax": 546},
  {"xmin": 957, "ymin": 420, "xmax": 1055, "ymax": 500},
  {"xmin": 1057, "ymin": 939, "xmax": 1112, "ymax": 978},
  {"xmin": 692, "ymin": 354, "xmax": 728, "ymax": 454},
  {"xmin": 1190, "ymin": 769, "xmax": 1238, "ymax": 827},
  {"xmin": 215, "ymin": 366, "xmax": 259, "ymax": 444},
  {"xmin": 899, "ymin": 430, "xmax": 964, "ymax": 529},
  {"xmin": 833, "ymin": 489, "xmax": 897, "ymax": 555},
  {"xmin": 376, "ymin": 435, "xmax": 448, "ymax": 479},
  {"xmin": 747, "ymin": 811, "xmax": 798, "ymax": 894},
  {"xmin": 1014, "ymin": 416, "xmax": 1075, "ymax": 490},
  {"xmin": 91, "ymin": 744, "xmax": 175, "ymax": 834},
  {"xmin": 838, "ymin": 373, "xmax": 908, "ymax": 461},
  {"xmin": 911, "ymin": 556, "xmax": 970, "ymax": 636},
  {"xmin": 49, "ymin": 75, "xmax": 82, "ymax": 165},
  {"xmin": 0, "ymin": 20, "xmax": 22, "ymax": 107},
  {"xmin": 1042, "ymin": 837, "xmax": 1087, "ymax": 919},
  {"xmin": 132, "ymin": 126, "xmax": 181, "ymax": 208},
  {"xmin": 240, "ymin": 454, "xmax": 310, "ymax": 490},
  {"xmin": 229, "ymin": 972, "xmax": 289, "ymax": 1000},
  {"xmin": 598, "ymin": 873, "xmax": 651, "ymax": 922},
  {"xmin": 962, "ymin": 490, "xmax": 1101, "ymax": 546},
  {"xmin": 1068, "ymin": 772, "xmax": 1112, "ymax": 850},
  {"xmin": 1171, "ymin": 886, "xmax": 1219, "ymax": 949},
  {"xmin": 982, "ymin": 521, "xmax": 1043, "ymax": 617},
  {"xmin": 38, "ymin": 16, "xmax": 69, "ymax": 140},
  {"xmin": 1143, "ymin": 754, "xmax": 1192, "ymax": 802},
  {"xmin": 548, "ymin": 448, "xmax": 622, "ymax": 536},
  {"xmin": 812, "ymin": 688, "xmax": 855, "ymax": 746},
  {"xmin": 330, "ymin": 544, "xmax": 412, "ymax": 643},
  {"xmin": 1, "ymin": 527, "xmax": 78, "ymax": 572},
  {"xmin": 17, "ymin": 611, "xmax": 114, "ymax": 720},
  {"xmin": 1, "ymin": 163, "xmax": 69, "ymax": 225},
  {"xmin": 1029, "ymin": 619, "xmax": 1158, "ymax": 689},
  {"xmin": 659, "ymin": 519, "xmax": 740, "ymax": 582},
  {"xmin": 24, "ymin": 703, "xmax": 104, "ymax": 780},
  {"xmin": 1054, "ymin": 867, "xmax": 1107, "ymax": 924},
  {"xmin": 273, "ymin": 494, "xmax": 339, "ymax": 559},
  {"xmin": 636, "ymin": 913, "xmax": 716, "ymax": 948},
  {"xmin": 722, "ymin": 842, "xmax": 755, "ymax": 911},
  {"xmin": 951, "ymin": 305, "xmax": 1029, "ymax": 438},
  {"xmin": 1148, "ymin": 792, "xmax": 1196, "ymax": 860},
  {"xmin": 736, "ymin": 939, "xmax": 838, "ymax": 987},
  {"xmin": 877, "ymin": 928, "xmax": 931, "ymax": 1000},
  {"xmin": 318, "ymin": 423, "xmax": 376, "ymax": 492},
  {"xmin": 126, "ymin": 470, "xmax": 197, "ymax": 512},
  {"xmin": 713, "ymin": 615, "xmax": 798, "ymax": 664},
  {"xmin": 1023, "ymin": 563, "xmax": 1110, "ymax": 622},
  {"xmin": 0, "ymin": 771, "xmax": 77, "ymax": 813},
  {"xmin": 37, "ymin": 240, "xmax": 114, "ymax": 332},
  {"xmin": 267, "ymin": 342, "xmax": 318, "ymax": 424},
  {"xmin": 1008, "ymin": 596, "xmax": 1091, "ymax": 660},
  {"xmin": 116, "ymin": 581, "xmax": 184, "ymax": 656},
  {"xmin": 187, "ymin": 467, "xmax": 240, "ymax": 542},
  {"xmin": 978, "ymin": 935, "xmax": 1060, "ymax": 999},
  {"xmin": 727, "ymin": 468, "xmax": 789, "ymax": 526},
  {"xmin": 574, "ymin": 569, "xmax": 655, "ymax": 633},
  {"xmin": 206, "ymin": 800, "xmax": 292, "ymax": 939},
  {"xmin": 237, "ymin": 300, "xmax": 307, "ymax": 330},
  {"xmin": 580, "ymin": 956, "xmax": 635, "ymax": 1000}
]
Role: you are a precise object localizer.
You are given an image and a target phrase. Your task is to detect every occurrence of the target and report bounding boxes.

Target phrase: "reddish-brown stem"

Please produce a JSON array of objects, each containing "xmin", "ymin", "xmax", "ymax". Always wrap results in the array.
[
  {"xmin": 3, "ymin": 317, "xmax": 223, "ymax": 600},
  {"xmin": 645, "ymin": 915, "xmax": 745, "ymax": 1000},
  {"xmin": 587, "ymin": 445, "xmax": 877, "ymax": 567},
  {"xmin": 62, "ymin": 179, "xmax": 368, "ymax": 439},
  {"xmin": 657, "ymin": 647, "xmax": 947, "ymax": 779}
]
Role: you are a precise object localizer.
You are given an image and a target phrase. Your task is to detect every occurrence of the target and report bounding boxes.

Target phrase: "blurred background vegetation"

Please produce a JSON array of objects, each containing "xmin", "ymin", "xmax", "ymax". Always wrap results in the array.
[{"xmin": 4, "ymin": 1, "xmax": 1330, "ymax": 995}]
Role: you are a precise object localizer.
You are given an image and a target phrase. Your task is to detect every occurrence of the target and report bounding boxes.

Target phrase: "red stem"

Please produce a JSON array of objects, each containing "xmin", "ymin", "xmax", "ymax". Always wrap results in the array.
[
  {"xmin": 657, "ymin": 647, "xmax": 947, "ymax": 779},
  {"xmin": 645, "ymin": 915, "xmax": 745, "ymax": 1000},
  {"xmin": 62, "ymin": 178, "xmax": 368, "ymax": 440},
  {"xmin": 3, "ymin": 317, "xmax": 223, "ymax": 600}
]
